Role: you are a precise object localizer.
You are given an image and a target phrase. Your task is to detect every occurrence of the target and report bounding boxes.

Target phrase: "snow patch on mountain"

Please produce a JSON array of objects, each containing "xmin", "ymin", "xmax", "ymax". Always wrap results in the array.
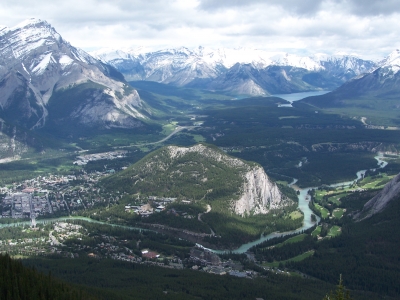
[
  {"xmin": 31, "ymin": 53, "xmax": 54, "ymax": 75},
  {"xmin": 377, "ymin": 49, "xmax": 400, "ymax": 74},
  {"xmin": 59, "ymin": 55, "xmax": 74, "ymax": 69},
  {"xmin": 272, "ymin": 53, "xmax": 323, "ymax": 71}
]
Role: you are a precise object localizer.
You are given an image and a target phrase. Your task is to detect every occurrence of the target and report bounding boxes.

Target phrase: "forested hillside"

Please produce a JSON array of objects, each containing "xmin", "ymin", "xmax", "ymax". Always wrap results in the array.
[{"xmin": 0, "ymin": 254, "xmax": 96, "ymax": 300}]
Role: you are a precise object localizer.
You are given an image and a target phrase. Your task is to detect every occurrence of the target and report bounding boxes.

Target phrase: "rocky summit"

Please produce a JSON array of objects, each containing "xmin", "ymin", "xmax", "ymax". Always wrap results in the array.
[{"xmin": 0, "ymin": 19, "xmax": 146, "ymax": 130}]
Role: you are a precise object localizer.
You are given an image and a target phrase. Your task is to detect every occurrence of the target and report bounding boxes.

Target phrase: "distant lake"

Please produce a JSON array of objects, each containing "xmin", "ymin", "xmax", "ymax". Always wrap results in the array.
[{"xmin": 273, "ymin": 90, "xmax": 330, "ymax": 104}]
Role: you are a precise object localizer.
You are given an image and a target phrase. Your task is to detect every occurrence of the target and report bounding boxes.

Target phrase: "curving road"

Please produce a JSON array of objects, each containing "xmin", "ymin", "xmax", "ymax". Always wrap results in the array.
[
  {"xmin": 198, "ymin": 205, "xmax": 215, "ymax": 236},
  {"xmin": 114, "ymin": 125, "xmax": 200, "ymax": 149}
]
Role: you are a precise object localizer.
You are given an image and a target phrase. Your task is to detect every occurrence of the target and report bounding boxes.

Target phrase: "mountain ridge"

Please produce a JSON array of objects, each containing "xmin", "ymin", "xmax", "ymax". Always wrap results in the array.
[
  {"xmin": 0, "ymin": 18, "xmax": 147, "ymax": 131},
  {"xmin": 91, "ymin": 46, "xmax": 377, "ymax": 96},
  {"xmin": 298, "ymin": 49, "xmax": 400, "ymax": 115}
]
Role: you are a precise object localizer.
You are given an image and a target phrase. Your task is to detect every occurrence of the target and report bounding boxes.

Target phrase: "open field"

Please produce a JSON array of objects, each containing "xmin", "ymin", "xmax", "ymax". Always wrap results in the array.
[
  {"xmin": 358, "ymin": 173, "xmax": 395, "ymax": 189},
  {"xmin": 332, "ymin": 209, "xmax": 345, "ymax": 219},
  {"xmin": 327, "ymin": 193, "xmax": 345, "ymax": 205},
  {"xmin": 289, "ymin": 211, "xmax": 303, "ymax": 220},
  {"xmin": 314, "ymin": 204, "xmax": 329, "ymax": 219},
  {"xmin": 311, "ymin": 226, "xmax": 322, "ymax": 237},
  {"xmin": 327, "ymin": 226, "xmax": 342, "ymax": 237},
  {"xmin": 275, "ymin": 234, "xmax": 307, "ymax": 248},
  {"xmin": 262, "ymin": 251, "xmax": 315, "ymax": 267}
]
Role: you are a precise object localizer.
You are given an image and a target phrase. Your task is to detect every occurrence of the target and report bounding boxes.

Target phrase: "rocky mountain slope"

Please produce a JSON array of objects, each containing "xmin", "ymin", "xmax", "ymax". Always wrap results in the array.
[
  {"xmin": 299, "ymin": 50, "xmax": 400, "ymax": 108},
  {"xmin": 102, "ymin": 144, "xmax": 290, "ymax": 216},
  {"xmin": 92, "ymin": 47, "xmax": 376, "ymax": 96},
  {"xmin": 355, "ymin": 172, "xmax": 400, "ymax": 220},
  {"xmin": 0, "ymin": 19, "xmax": 146, "ymax": 131}
]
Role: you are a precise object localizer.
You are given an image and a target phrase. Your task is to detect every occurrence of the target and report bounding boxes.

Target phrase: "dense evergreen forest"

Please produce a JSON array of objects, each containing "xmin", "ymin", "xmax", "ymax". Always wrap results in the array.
[
  {"xmin": 0, "ymin": 254, "xmax": 97, "ymax": 300},
  {"xmin": 287, "ymin": 193, "xmax": 400, "ymax": 297},
  {"xmin": 22, "ymin": 256, "xmax": 377, "ymax": 300}
]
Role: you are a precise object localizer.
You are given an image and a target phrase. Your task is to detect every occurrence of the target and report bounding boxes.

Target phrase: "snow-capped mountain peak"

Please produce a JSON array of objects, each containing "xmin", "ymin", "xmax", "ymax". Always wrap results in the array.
[
  {"xmin": 91, "ymin": 46, "xmax": 377, "ymax": 95},
  {"xmin": 0, "ymin": 19, "xmax": 144, "ymax": 130},
  {"xmin": 378, "ymin": 49, "xmax": 400, "ymax": 73},
  {"xmin": 5, "ymin": 18, "xmax": 62, "ymax": 59},
  {"xmin": 271, "ymin": 52, "xmax": 323, "ymax": 71}
]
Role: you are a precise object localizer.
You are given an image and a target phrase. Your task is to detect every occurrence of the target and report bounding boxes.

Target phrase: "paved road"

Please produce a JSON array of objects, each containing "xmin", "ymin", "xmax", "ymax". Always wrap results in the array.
[
  {"xmin": 198, "ymin": 205, "xmax": 215, "ymax": 236},
  {"xmin": 114, "ymin": 126, "xmax": 200, "ymax": 149}
]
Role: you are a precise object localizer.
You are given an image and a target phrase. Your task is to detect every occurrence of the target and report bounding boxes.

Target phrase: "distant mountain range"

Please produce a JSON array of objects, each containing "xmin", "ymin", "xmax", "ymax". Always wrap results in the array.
[
  {"xmin": 91, "ymin": 47, "xmax": 377, "ymax": 96},
  {"xmin": 0, "ymin": 18, "xmax": 147, "ymax": 132},
  {"xmin": 299, "ymin": 49, "xmax": 400, "ymax": 114},
  {"xmin": 1, "ymin": 18, "xmax": 398, "ymax": 134}
]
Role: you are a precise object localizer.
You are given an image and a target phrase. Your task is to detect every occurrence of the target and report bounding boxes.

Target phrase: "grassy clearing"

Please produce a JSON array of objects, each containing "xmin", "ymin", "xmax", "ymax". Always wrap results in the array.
[
  {"xmin": 289, "ymin": 211, "xmax": 303, "ymax": 220},
  {"xmin": 311, "ymin": 226, "xmax": 321, "ymax": 237},
  {"xmin": 327, "ymin": 193, "xmax": 345, "ymax": 205},
  {"xmin": 328, "ymin": 226, "xmax": 341, "ymax": 237},
  {"xmin": 261, "ymin": 234, "xmax": 307, "ymax": 250},
  {"xmin": 262, "ymin": 250, "xmax": 315, "ymax": 267},
  {"xmin": 314, "ymin": 203, "xmax": 329, "ymax": 218},
  {"xmin": 276, "ymin": 234, "xmax": 307, "ymax": 247},
  {"xmin": 192, "ymin": 134, "xmax": 206, "ymax": 143},
  {"xmin": 161, "ymin": 122, "xmax": 178, "ymax": 135},
  {"xmin": 359, "ymin": 174, "xmax": 395, "ymax": 189},
  {"xmin": 314, "ymin": 190, "xmax": 326, "ymax": 202},
  {"xmin": 332, "ymin": 208, "xmax": 345, "ymax": 219}
]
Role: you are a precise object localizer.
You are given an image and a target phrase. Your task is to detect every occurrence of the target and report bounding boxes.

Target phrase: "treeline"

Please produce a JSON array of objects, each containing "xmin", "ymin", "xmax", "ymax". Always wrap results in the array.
[
  {"xmin": 23, "ymin": 255, "xmax": 339, "ymax": 300},
  {"xmin": 0, "ymin": 254, "xmax": 97, "ymax": 300},
  {"xmin": 0, "ymin": 225, "xmax": 50, "ymax": 240}
]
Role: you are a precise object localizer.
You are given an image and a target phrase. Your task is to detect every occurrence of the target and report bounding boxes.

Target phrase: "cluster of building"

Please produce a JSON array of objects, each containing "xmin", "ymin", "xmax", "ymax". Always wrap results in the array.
[
  {"xmin": 124, "ymin": 196, "xmax": 179, "ymax": 216},
  {"xmin": 0, "ymin": 171, "xmax": 120, "ymax": 219},
  {"xmin": 0, "ymin": 192, "xmax": 51, "ymax": 219},
  {"xmin": 73, "ymin": 150, "xmax": 128, "ymax": 165},
  {"xmin": 189, "ymin": 248, "xmax": 252, "ymax": 278}
]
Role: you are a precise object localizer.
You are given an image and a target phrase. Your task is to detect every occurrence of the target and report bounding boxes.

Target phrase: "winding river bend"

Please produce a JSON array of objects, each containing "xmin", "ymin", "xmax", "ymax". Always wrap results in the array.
[
  {"xmin": 0, "ymin": 154, "xmax": 389, "ymax": 254},
  {"xmin": 200, "ymin": 153, "xmax": 388, "ymax": 254}
]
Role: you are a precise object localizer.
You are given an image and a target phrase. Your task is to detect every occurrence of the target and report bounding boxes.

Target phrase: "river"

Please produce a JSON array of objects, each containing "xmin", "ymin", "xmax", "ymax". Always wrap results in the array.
[{"xmin": 199, "ymin": 153, "xmax": 388, "ymax": 254}]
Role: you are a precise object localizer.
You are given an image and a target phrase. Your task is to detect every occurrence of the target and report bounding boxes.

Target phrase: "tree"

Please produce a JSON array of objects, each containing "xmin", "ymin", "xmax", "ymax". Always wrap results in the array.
[{"xmin": 323, "ymin": 275, "xmax": 353, "ymax": 300}]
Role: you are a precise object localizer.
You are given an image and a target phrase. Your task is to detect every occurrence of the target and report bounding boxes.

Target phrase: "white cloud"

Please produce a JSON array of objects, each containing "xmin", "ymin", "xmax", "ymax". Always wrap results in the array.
[{"xmin": 0, "ymin": 0, "xmax": 399, "ymax": 59}]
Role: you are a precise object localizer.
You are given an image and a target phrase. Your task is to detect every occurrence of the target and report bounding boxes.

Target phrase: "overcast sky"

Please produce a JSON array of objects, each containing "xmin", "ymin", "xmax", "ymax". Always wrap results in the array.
[{"xmin": 1, "ymin": 0, "xmax": 399, "ymax": 60}]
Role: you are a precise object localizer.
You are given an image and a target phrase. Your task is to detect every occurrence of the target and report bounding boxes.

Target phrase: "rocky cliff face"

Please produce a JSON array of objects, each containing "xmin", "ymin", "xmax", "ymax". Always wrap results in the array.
[
  {"xmin": 355, "ymin": 173, "xmax": 400, "ymax": 220},
  {"xmin": 0, "ymin": 19, "xmax": 146, "ymax": 130},
  {"xmin": 234, "ymin": 166, "xmax": 287, "ymax": 216}
]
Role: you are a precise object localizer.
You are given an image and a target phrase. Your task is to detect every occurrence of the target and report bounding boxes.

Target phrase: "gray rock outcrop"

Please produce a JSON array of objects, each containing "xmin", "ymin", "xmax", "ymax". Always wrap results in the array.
[{"xmin": 355, "ymin": 173, "xmax": 400, "ymax": 220}]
